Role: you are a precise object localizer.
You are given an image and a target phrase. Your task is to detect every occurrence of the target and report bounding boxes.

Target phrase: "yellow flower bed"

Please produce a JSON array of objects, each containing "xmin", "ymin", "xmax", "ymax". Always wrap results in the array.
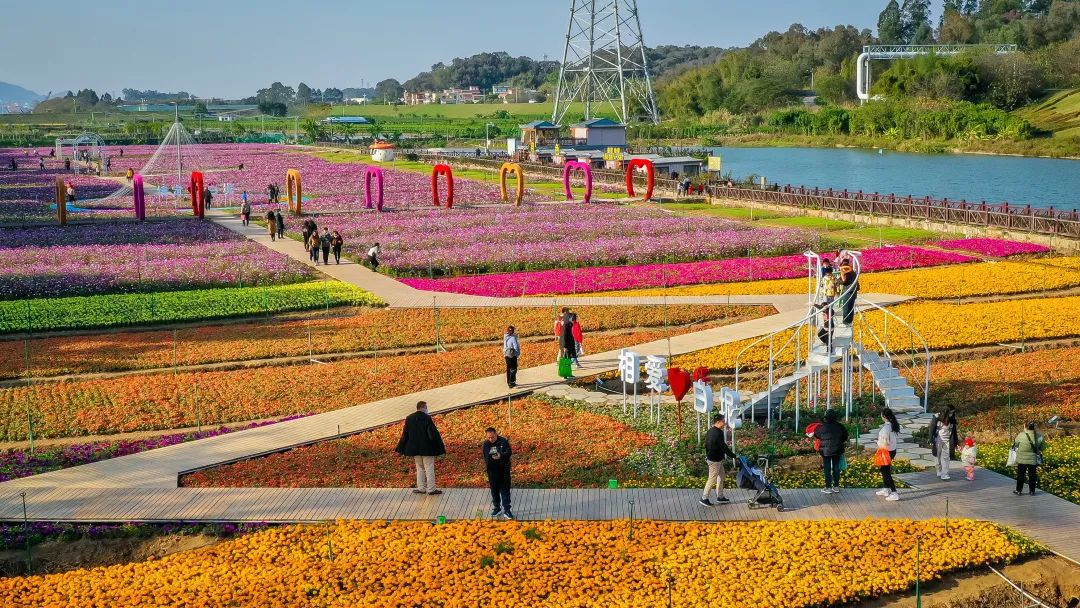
[
  {"xmin": 0, "ymin": 519, "xmax": 1026, "ymax": 607},
  {"xmin": 675, "ymin": 296, "xmax": 1080, "ymax": 372},
  {"xmin": 598, "ymin": 258, "xmax": 1080, "ymax": 299}
]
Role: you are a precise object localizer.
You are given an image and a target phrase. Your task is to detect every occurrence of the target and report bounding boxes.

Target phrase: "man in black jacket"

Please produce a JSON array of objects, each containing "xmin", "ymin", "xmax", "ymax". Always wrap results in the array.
[
  {"xmin": 700, "ymin": 415, "xmax": 737, "ymax": 506},
  {"xmin": 813, "ymin": 409, "xmax": 849, "ymax": 493},
  {"xmin": 482, "ymin": 427, "xmax": 513, "ymax": 519},
  {"xmin": 395, "ymin": 401, "xmax": 446, "ymax": 495}
]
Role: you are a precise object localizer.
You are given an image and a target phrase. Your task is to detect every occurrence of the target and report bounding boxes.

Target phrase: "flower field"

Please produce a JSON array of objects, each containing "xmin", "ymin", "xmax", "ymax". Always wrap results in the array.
[
  {"xmin": 312, "ymin": 204, "xmax": 815, "ymax": 277},
  {"xmin": 0, "ymin": 519, "xmax": 1031, "ymax": 607},
  {"xmin": 0, "ymin": 281, "xmax": 381, "ymax": 334},
  {"xmin": 402, "ymin": 244, "xmax": 972, "ymax": 296},
  {"xmin": 931, "ymin": 238, "xmax": 1050, "ymax": 257},
  {"xmin": 183, "ymin": 399, "xmax": 655, "ymax": 488},
  {"xmin": 0, "ymin": 323, "xmax": 720, "ymax": 441},
  {"xmin": 0, "ymin": 304, "xmax": 766, "ymax": 379},
  {"xmin": 596, "ymin": 257, "xmax": 1080, "ymax": 299},
  {"xmin": 0, "ymin": 220, "xmax": 314, "ymax": 299}
]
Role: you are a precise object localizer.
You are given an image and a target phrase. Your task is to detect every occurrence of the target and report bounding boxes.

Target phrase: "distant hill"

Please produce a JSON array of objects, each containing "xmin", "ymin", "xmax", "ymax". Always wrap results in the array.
[
  {"xmin": 0, "ymin": 81, "xmax": 45, "ymax": 108},
  {"xmin": 1019, "ymin": 88, "xmax": 1080, "ymax": 139}
]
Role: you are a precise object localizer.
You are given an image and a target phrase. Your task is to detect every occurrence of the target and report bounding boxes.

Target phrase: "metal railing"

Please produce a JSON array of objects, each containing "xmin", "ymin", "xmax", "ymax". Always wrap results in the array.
[{"xmin": 854, "ymin": 297, "xmax": 931, "ymax": 412}]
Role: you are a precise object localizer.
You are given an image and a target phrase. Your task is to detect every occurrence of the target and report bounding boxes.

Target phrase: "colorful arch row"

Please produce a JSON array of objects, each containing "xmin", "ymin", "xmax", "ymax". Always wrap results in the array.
[
  {"xmin": 190, "ymin": 171, "xmax": 205, "ymax": 219},
  {"xmin": 363, "ymin": 166, "xmax": 384, "ymax": 211},
  {"xmin": 563, "ymin": 161, "xmax": 592, "ymax": 204},
  {"xmin": 286, "ymin": 169, "xmax": 302, "ymax": 215},
  {"xmin": 432, "ymin": 164, "xmax": 453, "ymax": 208},
  {"xmin": 499, "ymin": 162, "xmax": 524, "ymax": 206},
  {"xmin": 625, "ymin": 158, "xmax": 655, "ymax": 202}
]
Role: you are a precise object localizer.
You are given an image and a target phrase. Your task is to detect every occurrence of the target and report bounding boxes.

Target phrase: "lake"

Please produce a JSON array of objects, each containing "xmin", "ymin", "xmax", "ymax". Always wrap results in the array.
[{"xmin": 713, "ymin": 147, "xmax": 1080, "ymax": 210}]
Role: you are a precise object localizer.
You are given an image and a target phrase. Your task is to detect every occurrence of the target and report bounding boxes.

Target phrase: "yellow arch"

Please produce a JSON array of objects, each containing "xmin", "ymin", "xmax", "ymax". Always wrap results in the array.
[
  {"xmin": 286, "ymin": 169, "xmax": 302, "ymax": 215},
  {"xmin": 499, "ymin": 162, "xmax": 525, "ymax": 206}
]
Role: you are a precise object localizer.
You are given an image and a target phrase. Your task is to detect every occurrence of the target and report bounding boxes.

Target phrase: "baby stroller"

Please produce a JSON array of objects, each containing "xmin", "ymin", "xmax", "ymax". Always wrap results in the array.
[{"xmin": 736, "ymin": 455, "xmax": 785, "ymax": 511}]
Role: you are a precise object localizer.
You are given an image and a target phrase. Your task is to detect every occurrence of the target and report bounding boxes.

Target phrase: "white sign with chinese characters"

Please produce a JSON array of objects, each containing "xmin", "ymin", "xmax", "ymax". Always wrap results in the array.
[
  {"xmin": 693, "ymin": 381, "xmax": 714, "ymax": 414},
  {"xmin": 618, "ymin": 350, "xmax": 641, "ymax": 415},
  {"xmin": 644, "ymin": 355, "xmax": 668, "ymax": 422}
]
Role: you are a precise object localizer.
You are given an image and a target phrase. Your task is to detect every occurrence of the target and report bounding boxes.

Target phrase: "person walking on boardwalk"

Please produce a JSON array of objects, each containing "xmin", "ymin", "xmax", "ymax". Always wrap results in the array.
[
  {"xmin": 240, "ymin": 200, "xmax": 252, "ymax": 226},
  {"xmin": 570, "ymin": 312, "xmax": 584, "ymax": 369},
  {"xmin": 699, "ymin": 415, "xmax": 736, "ymax": 506},
  {"xmin": 367, "ymin": 242, "xmax": 381, "ymax": 271},
  {"xmin": 275, "ymin": 209, "xmax": 285, "ymax": 239},
  {"xmin": 203, "ymin": 187, "xmax": 213, "ymax": 209},
  {"xmin": 503, "ymin": 326, "xmax": 520, "ymax": 388},
  {"xmin": 331, "ymin": 230, "xmax": 344, "ymax": 264},
  {"xmin": 395, "ymin": 401, "xmax": 446, "ymax": 495},
  {"xmin": 482, "ymin": 427, "xmax": 513, "ymax": 519},
  {"xmin": 319, "ymin": 228, "xmax": 332, "ymax": 265},
  {"xmin": 560, "ymin": 312, "xmax": 577, "ymax": 376},
  {"xmin": 308, "ymin": 230, "xmax": 321, "ymax": 264},
  {"xmin": 943, "ymin": 405, "xmax": 960, "ymax": 460},
  {"xmin": 813, "ymin": 409, "xmax": 848, "ymax": 494},
  {"xmin": 554, "ymin": 308, "xmax": 568, "ymax": 362},
  {"xmin": 874, "ymin": 408, "xmax": 901, "ymax": 502},
  {"xmin": 1012, "ymin": 421, "xmax": 1045, "ymax": 496},
  {"xmin": 929, "ymin": 409, "xmax": 956, "ymax": 480},
  {"xmin": 266, "ymin": 210, "xmax": 277, "ymax": 241},
  {"xmin": 961, "ymin": 437, "xmax": 978, "ymax": 481}
]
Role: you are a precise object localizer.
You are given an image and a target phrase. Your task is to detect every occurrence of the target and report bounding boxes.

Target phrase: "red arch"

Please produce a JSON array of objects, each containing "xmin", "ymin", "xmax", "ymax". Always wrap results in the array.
[
  {"xmin": 363, "ymin": 166, "xmax": 384, "ymax": 211},
  {"xmin": 625, "ymin": 158, "xmax": 655, "ymax": 201},
  {"xmin": 190, "ymin": 171, "xmax": 205, "ymax": 218},
  {"xmin": 432, "ymin": 164, "xmax": 454, "ymax": 208}
]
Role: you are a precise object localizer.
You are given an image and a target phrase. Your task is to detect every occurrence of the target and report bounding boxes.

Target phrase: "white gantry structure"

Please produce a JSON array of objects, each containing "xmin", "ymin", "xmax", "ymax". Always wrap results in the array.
[{"xmin": 856, "ymin": 44, "xmax": 1017, "ymax": 102}]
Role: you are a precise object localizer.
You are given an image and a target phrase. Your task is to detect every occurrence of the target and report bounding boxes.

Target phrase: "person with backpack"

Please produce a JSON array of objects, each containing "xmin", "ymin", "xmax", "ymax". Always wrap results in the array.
[
  {"xmin": 699, "ymin": 415, "xmax": 736, "ymax": 507},
  {"xmin": 319, "ymin": 228, "xmax": 332, "ymax": 265},
  {"xmin": 812, "ymin": 410, "xmax": 849, "ymax": 494},
  {"xmin": 395, "ymin": 401, "xmax": 446, "ymax": 495},
  {"xmin": 560, "ymin": 313, "xmax": 577, "ymax": 377},
  {"xmin": 1012, "ymin": 422, "xmax": 1046, "ymax": 496},
  {"xmin": 502, "ymin": 326, "xmax": 520, "ymax": 388},
  {"xmin": 240, "ymin": 200, "xmax": 252, "ymax": 226},
  {"xmin": 331, "ymin": 230, "xmax": 344, "ymax": 264},
  {"xmin": 875, "ymin": 408, "xmax": 901, "ymax": 502},
  {"xmin": 482, "ymin": 427, "xmax": 513, "ymax": 519}
]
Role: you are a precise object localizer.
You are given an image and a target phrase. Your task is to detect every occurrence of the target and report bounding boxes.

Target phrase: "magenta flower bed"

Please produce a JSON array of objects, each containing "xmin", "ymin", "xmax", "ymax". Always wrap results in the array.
[
  {"xmin": 400, "ymin": 245, "xmax": 976, "ymax": 296},
  {"xmin": 931, "ymin": 238, "xmax": 1050, "ymax": 257}
]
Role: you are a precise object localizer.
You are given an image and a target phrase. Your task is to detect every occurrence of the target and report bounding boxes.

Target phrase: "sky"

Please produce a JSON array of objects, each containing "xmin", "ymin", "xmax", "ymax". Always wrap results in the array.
[{"xmin": 0, "ymin": 0, "xmax": 886, "ymax": 99}]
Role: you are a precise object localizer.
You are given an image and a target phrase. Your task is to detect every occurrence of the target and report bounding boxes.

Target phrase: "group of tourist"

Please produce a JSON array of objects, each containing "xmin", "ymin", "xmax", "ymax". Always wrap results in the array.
[
  {"xmin": 263, "ymin": 209, "xmax": 286, "ymax": 241},
  {"xmin": 395, "ymin": 401, "xmax": 515, "ymax": 520},
  {"xmin": 301, "ymin": 219, "xmax": 344, "ymax": 265}
]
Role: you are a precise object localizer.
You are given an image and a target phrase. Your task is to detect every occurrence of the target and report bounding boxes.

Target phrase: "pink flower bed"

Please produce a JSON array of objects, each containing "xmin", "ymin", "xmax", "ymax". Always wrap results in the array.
[
  {"xmin": 931, "ymin": 238, "xmax": 1050, "ymax": 257},
  {"xmin": 400, "ymin": 245, "xmax": 976, "ymax": 297}
]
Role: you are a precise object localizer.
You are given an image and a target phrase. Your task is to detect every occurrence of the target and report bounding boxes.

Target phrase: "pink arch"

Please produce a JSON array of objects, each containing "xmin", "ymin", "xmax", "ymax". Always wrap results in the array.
[
  {"xmin": 363, "ymin": 166, "xmax": 384, "ymax": 211},
  {"xmin": 133, "ymin": 174, "xmax": 146, "ymax": 221},
  {"xmin": 562, "ymin": 160, "xmax": 593, "ymax": 203}
]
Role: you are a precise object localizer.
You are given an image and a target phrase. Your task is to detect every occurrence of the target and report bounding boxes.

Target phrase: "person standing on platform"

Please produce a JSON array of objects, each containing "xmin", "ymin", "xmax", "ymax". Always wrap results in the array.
[
  {"xmin": 699, "ymin": 415, "xmax": 736, "ymax": 506},
  {"xmin": 395, "ymin": 401, "xmax": 446, "ymax": 495},
  {"xmin": 503, "ymin": 326, "xmax": 520, "ymax": 388},
  {"xmin": 482, "ymin": 427, "xmax": 513, "ymax": 519}
]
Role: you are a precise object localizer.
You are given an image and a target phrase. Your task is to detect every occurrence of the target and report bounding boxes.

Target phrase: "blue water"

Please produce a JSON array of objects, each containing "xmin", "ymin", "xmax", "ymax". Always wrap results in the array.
[{"xmin": 713, "ymin": 147, "xmax": 1080, "ymax": 210}]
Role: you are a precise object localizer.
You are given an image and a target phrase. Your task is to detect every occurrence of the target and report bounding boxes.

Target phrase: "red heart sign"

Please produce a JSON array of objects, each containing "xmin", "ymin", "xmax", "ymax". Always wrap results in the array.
[
  {"xmin": 668, "ymin": 367, "xmax": 692, "ymax": 402},
  {"xmin": 692, "ymin": 366, "xmax": 710, "ymax": 383}
]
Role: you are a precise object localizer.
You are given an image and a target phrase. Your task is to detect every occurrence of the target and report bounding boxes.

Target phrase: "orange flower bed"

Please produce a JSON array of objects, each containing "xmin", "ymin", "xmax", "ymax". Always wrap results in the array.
[
  {"xmin": 0, "ymin": 519, "xmax": 1027, "ymax": 608},
  {"xmin": 183, "ymin": 399, "xmax": 654, "ymax": 489},
  {"xmin": 1, "ymin": 324, "xmax": 719, "ymax": 441},
  {"xmin": 0, "ymin": 304, "xmax": 766, "ymax": 379}
]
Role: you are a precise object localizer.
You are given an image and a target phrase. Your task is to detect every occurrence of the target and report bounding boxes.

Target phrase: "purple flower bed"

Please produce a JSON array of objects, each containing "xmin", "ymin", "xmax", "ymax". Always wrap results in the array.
[
  {"xmin": 0, "ymin": 415, "xmax": 307, "ymax": 483},
  {"xmin": 401, "ymin": 245, "xmax": 977, "ymax": 296},
  {"xmin": 0, "ymin": 219, "xmax": 315, "ymax": 299},
  {"xmin": 931, "ymin": 238, "xmax": 1050, "ymax": 257},
  {"xmin": 309, "ymin": 204, "xmax": 815, "ymax": 276}
]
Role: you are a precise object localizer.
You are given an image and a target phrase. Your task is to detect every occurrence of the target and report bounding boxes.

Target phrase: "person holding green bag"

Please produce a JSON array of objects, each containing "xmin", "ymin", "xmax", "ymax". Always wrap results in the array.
[{"xmin": 1012, "ymin": 421, "xmax": 1046, "ymax": 496}]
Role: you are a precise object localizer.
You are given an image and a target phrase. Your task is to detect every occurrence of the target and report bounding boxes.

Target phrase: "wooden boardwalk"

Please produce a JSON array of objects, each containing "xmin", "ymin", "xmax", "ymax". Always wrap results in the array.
[{"xmin": 2, "ymin": 466, "xmax": 1077, "ymax": 565}]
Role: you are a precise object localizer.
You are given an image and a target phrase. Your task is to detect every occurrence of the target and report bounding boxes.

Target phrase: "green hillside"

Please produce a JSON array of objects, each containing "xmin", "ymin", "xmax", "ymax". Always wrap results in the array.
[{"xmin": 1020, "ymin": 89, "xmax": 1080, "ymax": 139}]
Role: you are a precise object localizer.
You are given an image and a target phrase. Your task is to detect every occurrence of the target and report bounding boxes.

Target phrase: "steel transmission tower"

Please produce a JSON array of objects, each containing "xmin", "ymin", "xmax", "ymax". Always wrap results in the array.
[{"xmin": 552, "ymin": 0, "xmax": 660, "ymax": 125}]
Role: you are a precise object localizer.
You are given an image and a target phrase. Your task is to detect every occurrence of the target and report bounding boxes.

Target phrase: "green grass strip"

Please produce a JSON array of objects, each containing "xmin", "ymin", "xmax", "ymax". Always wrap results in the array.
[{"xmin": 0, "ymin": 281, "xmax": 384, "ymax": 334}]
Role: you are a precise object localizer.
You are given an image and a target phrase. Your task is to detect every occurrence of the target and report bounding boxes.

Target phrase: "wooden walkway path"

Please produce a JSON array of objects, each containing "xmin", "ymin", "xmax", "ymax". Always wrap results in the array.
[{"xmin": 2, "ymin": 466, "xmax": 1077, "ymax": 564}]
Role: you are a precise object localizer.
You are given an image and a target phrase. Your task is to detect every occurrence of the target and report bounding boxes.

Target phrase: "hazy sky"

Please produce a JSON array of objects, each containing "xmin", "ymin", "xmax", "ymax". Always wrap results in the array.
[{"xmin": 0, "ymin": 0, "xmax": 886, "ymax": 98}]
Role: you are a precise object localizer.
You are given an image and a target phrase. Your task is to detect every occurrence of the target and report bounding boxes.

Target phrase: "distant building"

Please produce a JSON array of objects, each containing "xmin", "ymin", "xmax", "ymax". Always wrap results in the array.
[
  {"xmin": 569, "ymin": 118, "xmax": 626, "ymax": 148},
  {"xmin": 405, "ymin": 87, "xmax": 484, "ymax": 105},
  {"xmin": 347, "ymin": 97, "xmax": 370, "ymax": 105},
  {"xmin": 370, "ymin": 142, "xmax": 396, "ymax": 162},
  {"xmin": 321, "ymin": 116, "xmax": 371, "ymax": 124},
  {"xmin": 519, "ymin": 121, "xmax": 561, "ymax": 148}
]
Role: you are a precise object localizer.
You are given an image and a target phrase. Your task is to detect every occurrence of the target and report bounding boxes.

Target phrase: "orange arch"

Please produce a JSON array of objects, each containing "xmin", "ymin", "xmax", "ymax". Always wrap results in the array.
[
  {"xmin": 499, "ymin": 163, "xmax": 525, "ymax": 206},
  {"xmin": 56, "ymin": 177, "xmax": 67, "ymax": 226},
  {"xmin": 286, "ymin": 169, "xmax": 302, "ymax": 215}
]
